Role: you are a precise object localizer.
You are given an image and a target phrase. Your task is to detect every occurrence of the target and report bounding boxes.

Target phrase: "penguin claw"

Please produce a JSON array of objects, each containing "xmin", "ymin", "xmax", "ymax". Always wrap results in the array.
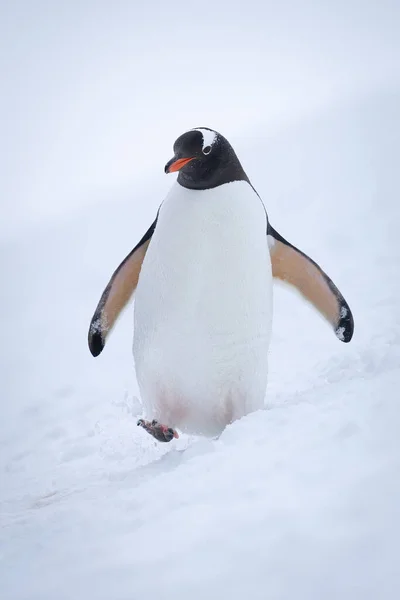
[{"xmin": 137, "ymin": 419, "xmax": 179, "ymax": 442}]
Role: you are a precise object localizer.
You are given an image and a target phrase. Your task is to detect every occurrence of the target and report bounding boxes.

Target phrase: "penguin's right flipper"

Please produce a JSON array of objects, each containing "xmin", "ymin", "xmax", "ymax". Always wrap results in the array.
[
  {"xmin": 268, "ymin": 224, "xmax": 354, "ymax": 342},
  {"xmin": 88, "ymin": 217, "xmax": 157, "ymax": 357}
]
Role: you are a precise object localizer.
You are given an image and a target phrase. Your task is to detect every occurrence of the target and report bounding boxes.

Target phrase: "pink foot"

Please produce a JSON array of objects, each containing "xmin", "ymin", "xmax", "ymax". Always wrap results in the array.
[{"xmin": 137, "ymin": 419, "xmax": 179, "ymax": 443}]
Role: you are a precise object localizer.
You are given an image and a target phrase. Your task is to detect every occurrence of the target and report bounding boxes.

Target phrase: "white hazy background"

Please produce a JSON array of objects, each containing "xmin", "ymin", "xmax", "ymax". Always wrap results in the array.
[
  {"xmin": 1, "ymin": 0, "xmax": 399, "ymax": 237},
  {"xmin": 1, "ymin": 2, "xmax": 400, "ymax": 599}
]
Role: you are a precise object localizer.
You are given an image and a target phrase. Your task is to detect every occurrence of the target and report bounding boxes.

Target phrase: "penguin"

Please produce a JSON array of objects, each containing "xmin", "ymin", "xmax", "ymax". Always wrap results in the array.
[{"xmin": 88, "ymin": 127, "xmax": 354, "ymax": 442}]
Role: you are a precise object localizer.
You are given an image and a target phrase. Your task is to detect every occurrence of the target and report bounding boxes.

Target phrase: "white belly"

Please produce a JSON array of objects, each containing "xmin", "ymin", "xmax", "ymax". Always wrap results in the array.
[{"xmin": 133, "ymin": 180, "xmax": 272, "ymax": 437}]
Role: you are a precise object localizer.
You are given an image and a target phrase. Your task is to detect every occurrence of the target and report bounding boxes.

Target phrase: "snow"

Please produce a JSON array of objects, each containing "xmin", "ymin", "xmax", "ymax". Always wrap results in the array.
[
  {"xmin": 336, "ymin": 326, "xmax": 345, "ymax": 341},
  {"xmin": 3, "ymin": 376, "xmax": 400, "ymax": 600},
  {"xmin": 2, "ymin": 49, "xmax": 400, "ymax": 600}
]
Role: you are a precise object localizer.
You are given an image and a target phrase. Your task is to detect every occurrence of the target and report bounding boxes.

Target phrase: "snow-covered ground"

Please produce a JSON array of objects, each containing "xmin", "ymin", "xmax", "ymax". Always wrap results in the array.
[{"xmin": 1, "ymin": 85, "xmax": 400, "ymax": 599}]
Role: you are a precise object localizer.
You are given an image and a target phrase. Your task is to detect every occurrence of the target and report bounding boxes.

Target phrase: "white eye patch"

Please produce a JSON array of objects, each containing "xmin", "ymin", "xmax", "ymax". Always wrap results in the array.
[{"xmin": 193, "ymin": 128, "xmax": 217, "ymax": 153}]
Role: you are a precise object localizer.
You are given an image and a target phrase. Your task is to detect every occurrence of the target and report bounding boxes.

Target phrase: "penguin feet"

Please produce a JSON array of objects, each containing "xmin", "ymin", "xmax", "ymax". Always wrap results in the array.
[{"xmin": 137, "ymin": 419, "xmax": 179, "ymax": 443}]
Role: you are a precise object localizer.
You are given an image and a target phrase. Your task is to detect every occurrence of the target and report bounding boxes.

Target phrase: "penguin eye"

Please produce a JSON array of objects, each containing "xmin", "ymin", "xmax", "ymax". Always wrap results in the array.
[{"xmin": 203, "ymin": 145, "xmax": 212, "ymax": 155}]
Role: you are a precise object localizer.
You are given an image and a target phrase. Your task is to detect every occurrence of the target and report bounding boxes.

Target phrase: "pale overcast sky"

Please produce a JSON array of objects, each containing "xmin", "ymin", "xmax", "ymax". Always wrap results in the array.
[{"xmin": 1, "ymin": 0, "xmax": 399, "ymax": 237}]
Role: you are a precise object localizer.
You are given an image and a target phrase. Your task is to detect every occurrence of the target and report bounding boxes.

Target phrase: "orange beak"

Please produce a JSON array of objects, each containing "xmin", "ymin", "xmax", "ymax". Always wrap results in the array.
[{"xmin": 165, "ymin": 157, "xmax": 194, "ymax": 173}]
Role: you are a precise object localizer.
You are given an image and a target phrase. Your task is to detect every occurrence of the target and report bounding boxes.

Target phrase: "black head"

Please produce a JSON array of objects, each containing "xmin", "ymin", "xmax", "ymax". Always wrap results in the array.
[{"xmin": 164, "ymin": 127, "xmax": 249, "ymax": 190}]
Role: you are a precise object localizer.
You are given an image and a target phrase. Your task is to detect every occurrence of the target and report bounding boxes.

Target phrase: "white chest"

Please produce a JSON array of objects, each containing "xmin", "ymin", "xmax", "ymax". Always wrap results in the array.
[{"xmin": 133, "ymin": 181, "xmax": 273, "ymax": 435}]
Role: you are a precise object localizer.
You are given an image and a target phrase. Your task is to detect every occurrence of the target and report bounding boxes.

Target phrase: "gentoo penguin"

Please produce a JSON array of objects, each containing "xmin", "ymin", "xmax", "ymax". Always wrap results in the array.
[{"xmin": 88, "ymin": 127, "xmax": 354, "ymax": 442}]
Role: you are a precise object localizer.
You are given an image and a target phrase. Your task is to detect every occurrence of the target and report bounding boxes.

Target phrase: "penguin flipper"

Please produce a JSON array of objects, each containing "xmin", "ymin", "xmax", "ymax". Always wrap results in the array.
[
  {"xmin": 88, "ymin": 218, "xmax": 157, "ymax": 357},
  {"xmin": 268, "ymin": 224, "xmax": 354, "ymax": 342}
]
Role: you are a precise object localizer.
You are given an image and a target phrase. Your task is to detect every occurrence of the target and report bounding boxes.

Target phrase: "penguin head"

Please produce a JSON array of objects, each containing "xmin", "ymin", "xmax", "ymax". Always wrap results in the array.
[{"xmin": 164, "ymin": 128, "xmax": 249, "ymax": 190}]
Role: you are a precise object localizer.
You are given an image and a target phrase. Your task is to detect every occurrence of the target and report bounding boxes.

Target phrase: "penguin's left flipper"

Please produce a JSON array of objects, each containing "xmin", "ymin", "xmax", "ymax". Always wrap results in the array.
[
  {"xmin": 88, "ymin": 217, "xmax": 157, "ymax": 357},
  {"xmin": 268, "ymin": 224, "xmax": 354, "ymax": 342}
]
